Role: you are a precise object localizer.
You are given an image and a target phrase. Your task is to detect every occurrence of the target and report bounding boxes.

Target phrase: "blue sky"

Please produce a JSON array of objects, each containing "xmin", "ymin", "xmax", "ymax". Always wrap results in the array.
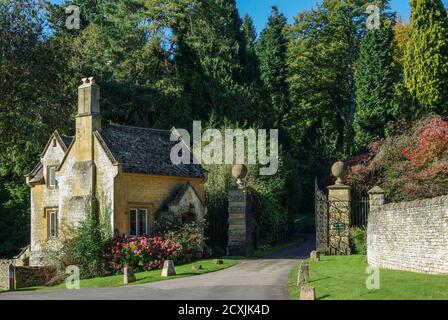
[
  {"xmin": 237, "ymin": 0, "xmax": 412, "ymax": 33},
  {"xmin": 50, "ymin": 0, "xmax": 413, "ymax": 33}
]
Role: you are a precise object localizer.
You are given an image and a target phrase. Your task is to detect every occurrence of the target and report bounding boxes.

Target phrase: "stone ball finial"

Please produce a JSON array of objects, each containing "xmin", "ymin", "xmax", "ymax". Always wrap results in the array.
[
  {"xmin": 232, "ymin": 164, "xmax": 247, "ymax": 189},
  {"xmin": 331, "ymin": 161, "xmax": 346, "ymax": 185}
]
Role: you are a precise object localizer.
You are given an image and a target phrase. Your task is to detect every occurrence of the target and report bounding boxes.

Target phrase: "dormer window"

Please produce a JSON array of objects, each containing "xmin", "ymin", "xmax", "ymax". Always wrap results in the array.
[{"xmin": 48, "ymin": 166, "xmax": 56, "ymax": 188}]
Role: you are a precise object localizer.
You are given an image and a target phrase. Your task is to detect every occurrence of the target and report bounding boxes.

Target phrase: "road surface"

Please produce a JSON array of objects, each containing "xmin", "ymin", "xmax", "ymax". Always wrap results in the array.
[{"xmin": 0, "ymin": 235, "xmax": 314, "ymax": 300}]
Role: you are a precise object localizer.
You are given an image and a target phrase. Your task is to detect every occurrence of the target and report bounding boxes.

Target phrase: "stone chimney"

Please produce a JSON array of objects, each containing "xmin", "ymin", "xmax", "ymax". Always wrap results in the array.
[
  {"xmin": 75, "ymin": 77, "xmax": 101, "ymax": 161},
  {"xmin": 78, "ymin": 77, "xmax": 100, "ymax": 116}
]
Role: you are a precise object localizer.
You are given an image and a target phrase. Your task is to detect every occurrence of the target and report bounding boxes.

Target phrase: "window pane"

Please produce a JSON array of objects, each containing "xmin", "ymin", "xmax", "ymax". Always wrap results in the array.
[
  {"xmin": 130, "ymin": 209, "xmax": 137, "ymax": 236},
  {"xmin": 49, "ymin": 167, "xmax": 56, "ymax": 187},
  {"xmin": 50, "ymin": 212, "xmax": 56, "ymax": 237},
  {"xmin": 139, "ymin": 210, "xmax": 147, "ymax": 235}
]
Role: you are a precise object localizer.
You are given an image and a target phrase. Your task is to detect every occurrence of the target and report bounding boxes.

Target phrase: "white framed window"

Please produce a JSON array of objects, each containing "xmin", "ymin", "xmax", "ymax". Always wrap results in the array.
[
  {"xmin": 47, "ymin": 209, "xmax": 58, "ymax": 238},
  {"xmin": 129, "ymin": 208, "xmax": 148, "ymax": 236},
  {"xmin": 48, "ymin": 166, "xmax": 56, "ymax": 188}
]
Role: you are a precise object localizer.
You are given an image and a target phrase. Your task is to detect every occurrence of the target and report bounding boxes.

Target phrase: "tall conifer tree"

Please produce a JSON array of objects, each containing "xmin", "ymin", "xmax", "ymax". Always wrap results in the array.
[
  {"xmin": 404, "ymin": 0, "xmax": 448, "ymax": 117},
  {"xmin": 354, "ymin": 2, "xmax": 396, "ymax": 151},
  {"xmin": 257, "ymin": 6, "xmax": 289, "ymax": 127}
]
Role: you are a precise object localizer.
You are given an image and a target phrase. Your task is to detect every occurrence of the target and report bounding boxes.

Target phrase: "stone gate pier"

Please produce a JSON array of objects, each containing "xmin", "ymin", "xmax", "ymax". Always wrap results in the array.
[{"xmin": 226, "ymin": 165, "xmax": 253, "ymax": 256}]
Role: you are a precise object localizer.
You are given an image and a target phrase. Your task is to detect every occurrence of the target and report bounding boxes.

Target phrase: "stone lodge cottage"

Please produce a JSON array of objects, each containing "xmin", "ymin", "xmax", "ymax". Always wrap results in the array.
[{"xmin": 24, "ymin": 77, "xmax": 206, "ymax": 266}]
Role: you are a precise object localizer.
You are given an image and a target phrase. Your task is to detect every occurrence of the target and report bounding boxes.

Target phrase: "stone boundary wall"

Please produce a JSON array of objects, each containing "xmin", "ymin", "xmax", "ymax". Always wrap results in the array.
[
  {"xmin": 367, "ymin": 195, "xmax": 448, "ymax": 275},
  {"xmin": 0, "ymin": 260, "xmax": 57, "ymax": 290},
  {"xmin": 14, "ymin": 266, "xmax": 57, "ymax": 289}
]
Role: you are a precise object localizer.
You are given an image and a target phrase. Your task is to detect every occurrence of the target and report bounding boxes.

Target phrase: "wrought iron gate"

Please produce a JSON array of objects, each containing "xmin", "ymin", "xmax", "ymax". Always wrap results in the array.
[
  {"xmin": 315, "ymin": 178, "xmax": 328, "ymax": 253},
  {"xmin": 350, "ymin": 193, "xmax": 369, "ymax": 228}
]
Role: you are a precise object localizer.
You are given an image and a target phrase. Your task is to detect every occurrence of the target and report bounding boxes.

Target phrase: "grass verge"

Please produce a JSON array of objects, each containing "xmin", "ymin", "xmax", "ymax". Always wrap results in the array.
[
  {"xmin": 14, "ymin": 258, "xmax": 239, "ymax": 292},
  {"xmin": 289, "ymin": 255, "xmax": 448, "ymax": 300}
]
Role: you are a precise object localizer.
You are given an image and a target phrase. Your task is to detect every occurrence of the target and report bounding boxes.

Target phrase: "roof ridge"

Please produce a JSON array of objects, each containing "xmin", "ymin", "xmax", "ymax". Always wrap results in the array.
[{"xmin": 104, "ymin": 123, "xmax": 171, "ymax": 133}]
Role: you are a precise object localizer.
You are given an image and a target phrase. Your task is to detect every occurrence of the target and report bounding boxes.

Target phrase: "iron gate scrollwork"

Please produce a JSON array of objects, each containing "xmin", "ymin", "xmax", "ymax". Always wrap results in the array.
[
  {"xmin": 327, "ymin": 197, "xmax": 351, "ymax": 255},
  {"xmin": 315, "ymin": 178, "xmax": 328, "ymax": 253}
]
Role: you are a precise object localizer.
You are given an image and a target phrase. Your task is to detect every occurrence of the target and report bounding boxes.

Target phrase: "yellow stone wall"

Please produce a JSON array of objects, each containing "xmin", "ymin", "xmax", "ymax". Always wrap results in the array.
[
  {"xmin": 30, "ymin": 138, "xmax": 65, "ymax": 256},
  {"xmin": 30, "ymin": 185, "xmax": 48, "ymax": 252},
  {"xmin": 74, "ymin": 115, "xmax": 101, "ymax": 161},
  {"xmin": 113, "ymin": 173, "xmax": 204, "ymax": 235}
]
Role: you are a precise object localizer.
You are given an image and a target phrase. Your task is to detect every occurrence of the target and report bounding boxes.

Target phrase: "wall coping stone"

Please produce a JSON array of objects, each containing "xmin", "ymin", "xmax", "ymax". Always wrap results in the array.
[{"xmin": 379, "ymin": 195, "xmax": 448, "ymax": 211}]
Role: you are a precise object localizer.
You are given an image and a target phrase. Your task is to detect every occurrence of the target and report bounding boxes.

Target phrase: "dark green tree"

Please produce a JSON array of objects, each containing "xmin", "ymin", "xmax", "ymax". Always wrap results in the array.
[
  {"xmin": 0, "ymin": 0, "xmax": 72, "ymax": 257},
  {"xmin": 287, "ymin": 0, "xmax": 371, "ymax": 159},
  {"xmin": 241, "ymin": 14, "xmax": 260, "ymax": 84},
  {"xmin": 354, "ymin": 3, "xmax": 396, "ymax": 152},
  {"xmin": 147, "ymin": 0, "xmax": 256, "ymax": 124},
  {"xmin": 286, "ymin": 0, "xmax": 371, "ymax": 214},
  {"xmin": 404, "ymin": 0, "xmax": 448, "ymax": 117},
  {"xmin": 257, "ymin": 6, "xmax": 289, "ymax": 127}
]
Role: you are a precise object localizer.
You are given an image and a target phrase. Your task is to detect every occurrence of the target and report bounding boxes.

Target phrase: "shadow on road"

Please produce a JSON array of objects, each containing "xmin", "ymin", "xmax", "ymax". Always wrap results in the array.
[{"xmin": 266, "ymin": 233, "xmax": 316, "ymax": 260}]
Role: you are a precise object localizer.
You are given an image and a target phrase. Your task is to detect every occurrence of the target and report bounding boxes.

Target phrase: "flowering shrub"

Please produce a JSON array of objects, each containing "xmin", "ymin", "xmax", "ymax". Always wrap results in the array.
[
  {"xmin": 106, "ymin": 236, "xmax": 182, "ymax": 272},
  {"xmin": 164, "ymin": 223, "xmax": 205, "ymax": 262},
  {"xmin": 346, "ymin": 115, "xmax": 448, "ymax": 201}
]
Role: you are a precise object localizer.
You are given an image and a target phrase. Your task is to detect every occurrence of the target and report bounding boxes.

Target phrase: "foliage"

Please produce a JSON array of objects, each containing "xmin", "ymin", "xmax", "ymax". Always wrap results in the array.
[
  {"xmin": 106, "ymin": 235, "xmax": 182, "ymax": 273},
  {"xmin": 285, "ymin": 0, "xmax": 375, "ymax": 212},
  {"xmin": 354, "ymin": 15, "xmax": 397, "ymax": 153},
  {"xmin": 164, "ymin": 223, "xmax": 206, "ymax": 261},
  {"xmin": 241, "ymin": 14, "xmax": 260, "ymax": 85},
  {"xmin": 404, "ymin": 0, "xmax": 448, "ymax": 117},
  {"xmin": 0, "ymin": 0, "xmax": 72, "ymax": 258},
  {"xmin": 57, "ymin": 197, "xmax": 111, "ymax": 278},
  {"xmin": 106, "ymin": 218, "xmax": 204, "ymax": 273},
  {"xmin": 347, "ymin": 115, "xmax": 448, "ymax": 201},
  {"xmin": 203, "ymin": 161, "xmax": 233, "ymax": 250},
  {"xmin": 350, "ymin": 227, "xmax": 367, "ymax": 255},
  {"xmin": 287, "ymin": 0, "xmax": 371, "ymax": 158},
  {"xmin": 257, "ymin": 6, "xmax": 289, "ymax": 127},
  {"xmin": 246, "ymin": 153, "xmax": 289, "ymax": 245}
]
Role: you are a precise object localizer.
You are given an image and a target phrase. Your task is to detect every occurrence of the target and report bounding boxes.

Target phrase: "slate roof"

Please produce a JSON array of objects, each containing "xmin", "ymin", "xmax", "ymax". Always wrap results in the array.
[
  {"xmin": 97, "ymin": 124, "xmax": 204, "ymax": 179},
  {"xmin": 28, "ymin": 163, "xmax": 44, "ymax": 184}
]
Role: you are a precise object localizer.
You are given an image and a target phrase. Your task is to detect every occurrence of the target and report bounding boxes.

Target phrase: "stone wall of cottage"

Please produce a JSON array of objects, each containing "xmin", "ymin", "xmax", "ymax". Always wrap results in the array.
[
  {"xmin": 29, "ymin": 139, "xmax": 66, "ymax": 265},
  {"xmin": 367, "ymin": 195, "xmax": 448, "ymax": 275},
  {"xmin": 93, "ymin": 136, "xmax": 117, "ymax": 232}
]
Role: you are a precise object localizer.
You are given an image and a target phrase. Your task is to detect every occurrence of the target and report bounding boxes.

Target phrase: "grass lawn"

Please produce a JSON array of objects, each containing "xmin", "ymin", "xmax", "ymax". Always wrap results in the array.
[
  {"xmin": 15, "ymin": 258, "xmax": 239, "ymax": 292},
  {"xmin": 289, "ymin": 255, "xmax": 448, "ymax": 300}
]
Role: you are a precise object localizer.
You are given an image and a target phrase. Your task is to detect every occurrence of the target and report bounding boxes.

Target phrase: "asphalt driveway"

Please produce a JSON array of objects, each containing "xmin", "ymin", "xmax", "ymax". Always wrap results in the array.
[{"xmin": 0, "ymin": 235, "xmax": 314, "ymax": 300}]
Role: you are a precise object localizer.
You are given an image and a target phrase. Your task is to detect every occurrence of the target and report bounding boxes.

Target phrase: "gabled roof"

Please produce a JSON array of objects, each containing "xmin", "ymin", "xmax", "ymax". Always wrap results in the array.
[
  {"xmin": 96, "ymin": 124, "xmax": 204, "ymax": 179},
  {"xmin": 157, "ymin": 183, "xmax": 204, "ymax": 214},
  {"xmin": 27, "ymin": 163, "xmax": 44, "ymax": 185},
  {"xmin": 26, "ymin": 131, "xmax": 74, "ymax": 183},
  {"xmin": 39, "ymin": 131, "xmax": 74, "ymax": 157}
]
